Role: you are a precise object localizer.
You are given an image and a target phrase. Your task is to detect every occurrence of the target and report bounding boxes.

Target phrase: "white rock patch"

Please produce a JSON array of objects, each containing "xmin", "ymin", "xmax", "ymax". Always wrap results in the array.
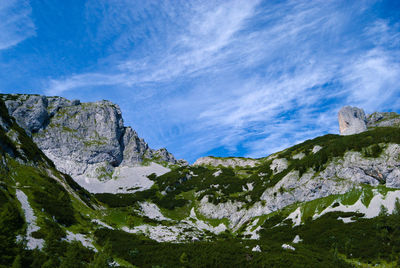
[
  {"xmin": 187, "ymin": 208, "xmax": 227, "ymax": 234},
  {"xmin": 312, "ymin": 145, "xmax": 322, "ymax": 154},
  {"xmin": 137, "ymin": 202, "xmax": 169, "ymax": 221},
  {"xmin": 123, "ymin": 224, "xmax": 199, "ymax": 243},
  {"xmin": 337, "ymin": 217, "xmax": 355, "ymax": 223},
  {"xmin": 270, "ymin": 158, "xmax": 288, "ymax": 174},
  {"xmin": 282, "ymin": 244, "xmax": 296, "ymax": 251},
  {"xmin": 314, "ymin": 190, "xmax": 400, "ymax": 220},
  {"xmin": 213, "ymin": 170, "xmax": 222, "ymax": 177},
  {"xmin": 64, "ymin": 231, "xmax": 97, "ymax": 251},
  {"xmin": 74, "ymin": 162, "xmax": 170, "ymax": 193},
  {"xmin": 243, "ymin": 218, "xmax": 261, "ymax": 239},
  {"xmin": 15, "ymin": 189, "xmax": 44, "ymax": 250},
  {"xmin": 92, "ymin": 219, "xmax": 114, "ymax": 229},
  {"xmin": 293, "ymin": 235, "xmax": 302, "ymax": 244},
  {"xmin": 292, "ymin": 152, "xmax": 305, "ymax": 160},
  {"xmin": 285, "ymin": 207, "xmax": 302, "ymax": 226},
  {"xmin": 246, "ymin": 183, "xmax": 254, "ymax": 191}
]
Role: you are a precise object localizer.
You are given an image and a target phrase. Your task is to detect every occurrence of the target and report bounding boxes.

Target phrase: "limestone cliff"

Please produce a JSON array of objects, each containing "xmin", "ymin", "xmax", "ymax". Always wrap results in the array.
[
  {"xmin": 0, "ymin": 94, "xmax": 182, "ymax": 181},
  {"xmin": 338, "ymin": 106, "xmax": 400, "ymax": 135},
  {"xmin": 338, "ymin": 106, "xmax": 367, "ymax": 135}
]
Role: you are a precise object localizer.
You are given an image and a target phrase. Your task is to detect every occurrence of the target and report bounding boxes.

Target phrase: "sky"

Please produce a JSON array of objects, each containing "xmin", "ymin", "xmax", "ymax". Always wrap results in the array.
[{"xmin": 0, "ymin": 0, "xmax": 400, "ymax": 163}]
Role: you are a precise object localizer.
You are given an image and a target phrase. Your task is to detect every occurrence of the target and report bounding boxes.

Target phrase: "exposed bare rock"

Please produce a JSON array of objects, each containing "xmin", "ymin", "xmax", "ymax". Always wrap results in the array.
[
  {"xmin": 0, "ymin": 94, "xmax": 182, "ymax": 184},
  {"xmin": 193, "ymin": 156, "xmax": 259, "ymax": 168},
  {"xmin": 338, "ymin": 106, "xmax": 367, "ymax": 135},
  {"xmin": 292, "ymin": 152, "xmax": 305, "ymax": 160},
  {"xmin": 367, "ymin": 112, "xmax": 400, "ymax": 128},
  {"xmin": 199, "ymin": 144, "xmax": 400, "ymax": 229},
  {"xmin": 270, "ymin": 158, "xmax": 288, "ymax": 174},
  {"xmin": 312, "ymin": 145, "xmax": 322, "ymax": 153},
  {"xmin": 338, "ymin": 106, "xmax": 400, "ymax": 135}
]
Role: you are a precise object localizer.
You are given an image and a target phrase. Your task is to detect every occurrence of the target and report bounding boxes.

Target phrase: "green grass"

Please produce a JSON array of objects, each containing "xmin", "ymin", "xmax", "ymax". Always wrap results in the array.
[
  {"xmin": 61, "ymin": 126, "xmax": 77, "ymax": 133},
  {"xmin": 340, "ymin": 188, "xmax": 363, "ymax": 205},
  {"xmin": 83, "ymin": 139, "xmax": 108, "ymax": 147},
  {"xmin": 361, "ymin": 186, "xmax": 375, "ymax": 207},
  {"xmin": 103, "ymin": 208, "xmax": 130, "ymax": 227},
  {"xmin": 300, "ymin": 195, "xmax": 338, "ymax": 222}
]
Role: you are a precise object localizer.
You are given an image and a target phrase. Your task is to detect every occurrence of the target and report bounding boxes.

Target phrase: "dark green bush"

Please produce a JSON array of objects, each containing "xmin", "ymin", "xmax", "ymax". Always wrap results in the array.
[{"xmin": 32, "ymin": 175, "xmax": 75, "ymax": 226}]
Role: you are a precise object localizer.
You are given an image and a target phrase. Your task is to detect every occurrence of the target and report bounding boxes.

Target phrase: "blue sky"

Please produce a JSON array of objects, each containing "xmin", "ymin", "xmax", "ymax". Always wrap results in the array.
[{"xmin": 1, "ymin": 0, "xmax": 400, "ymax": 162}]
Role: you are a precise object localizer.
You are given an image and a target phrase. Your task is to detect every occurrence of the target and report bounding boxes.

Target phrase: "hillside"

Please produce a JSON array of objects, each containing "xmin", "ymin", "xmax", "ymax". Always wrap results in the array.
[{"xmin": 2, "ymin": 94, "xmax": 400, "ymax": 267}]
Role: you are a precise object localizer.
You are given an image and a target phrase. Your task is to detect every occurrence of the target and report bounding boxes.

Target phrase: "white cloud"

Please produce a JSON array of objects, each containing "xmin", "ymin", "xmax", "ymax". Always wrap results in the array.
[
  {"xmin": 46, "ymin": 0, "xmax": 260, "ymax": 94},
  {"xmin": 0, "ymin": 0, "xmax": 35, "ymax": 50},
  {"xmin": 42, "ymin": 0, "xmax": 400, "ymax": 161}
]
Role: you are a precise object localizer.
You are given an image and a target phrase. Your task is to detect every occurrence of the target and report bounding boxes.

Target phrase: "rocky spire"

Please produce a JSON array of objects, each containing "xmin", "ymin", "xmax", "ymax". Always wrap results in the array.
[{"xmin": 338, "ymin": 106, "xmax": 367, "ymax": 135}]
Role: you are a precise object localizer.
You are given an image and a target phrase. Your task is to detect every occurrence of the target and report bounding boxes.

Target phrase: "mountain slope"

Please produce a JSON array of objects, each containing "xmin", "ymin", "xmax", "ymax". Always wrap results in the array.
[
  {"xmin": 2, "ymin": 94, "xmax": 400, "ymax": 267},
  {"xmin": 0, "ymin": 98, "xmax": 103, "ymax": 267}
]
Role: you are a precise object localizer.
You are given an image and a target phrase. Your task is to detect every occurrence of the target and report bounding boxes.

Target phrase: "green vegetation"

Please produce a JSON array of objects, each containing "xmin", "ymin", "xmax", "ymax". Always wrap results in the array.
[
  {"xmin": 31, "ymin": 175, "xmax": 76, "ymax": 226},
  {"xmin": 3, "ymin": 95, "xmax": 400, "ymax": 266},
  {"xmin": 83, "ymin": 139, "xmax": 108, "ymax": 147},
  {"xmin": 93, "ymin": 228, "xmax": 350, "ymax": 267},
  {"xmin": 0, "ymin": 189, "xmax": 24, "ymax": 266},
  {"xmin": 62, "ymin": 173, "xmax": 98, "ymax": 209},
  {"xmin": 260, "ymin": 207, "xmax": 400, "ymax": 266},
  {"xmin": 95, "ymin": 165, "xmax": 113, "ymax": 181},
  {"xmin": 278, "ymin": 127, "xmax": 400, "ymax": 177},
  {"xmin": 61, "ymin": 126, "xmax": 77, "ymax": 133}
]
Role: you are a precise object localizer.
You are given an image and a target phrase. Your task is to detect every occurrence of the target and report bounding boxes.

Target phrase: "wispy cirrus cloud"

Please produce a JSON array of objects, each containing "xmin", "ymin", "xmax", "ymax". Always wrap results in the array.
[
  {"xmin": 45, "ymin": 0, "xmax": 261, "ymax": 94},
  {"xmin": 41, "ymin": 0, "xmax": 400, "ymax": 162},
  {"xmin": 0, "ymin": 0, "xmax": 35, "ymax": 50}
]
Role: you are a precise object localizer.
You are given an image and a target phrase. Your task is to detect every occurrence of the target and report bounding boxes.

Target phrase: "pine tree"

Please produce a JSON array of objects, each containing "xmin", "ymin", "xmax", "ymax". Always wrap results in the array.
[
  {"xmin": 90, "ymin": 240, "xmax": 112, "ymax": 268},
  {"xmin": 379, "ymin": 204, "xmax": 388, "ymax": 216},
  {"xmin": 180, "ymin": 252, "xmax": 188, "ymax": 264},
  {"xmin": 11, "ymin": 255, "xmax": 22, "ymax": 268},
  {"xmin": 60, "ymin": 241, "xmax": 86, "ymax": 268},
  {"xmin": 393, "ymin": 198, "xmax": 400, "ymax": 215}
]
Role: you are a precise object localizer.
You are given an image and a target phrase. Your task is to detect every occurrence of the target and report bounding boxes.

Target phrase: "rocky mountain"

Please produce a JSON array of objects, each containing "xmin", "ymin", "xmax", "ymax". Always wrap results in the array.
[
  {"xmin": 0, "ymin": 97, "xmax": 104, "ymax": 266},
  {"xmin": 2, "ymin": 96, "xmax": 400, "ymax": 267},
  {"xmin": 338, "ymin": 105, "xmax": 400, "ymax": 135},
  {"xmin": 0, "ymin": 94, "xmax": 186, "ymax": 193}
]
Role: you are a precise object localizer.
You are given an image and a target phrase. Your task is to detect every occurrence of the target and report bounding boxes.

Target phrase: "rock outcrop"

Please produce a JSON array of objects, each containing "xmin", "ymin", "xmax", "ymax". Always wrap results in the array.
[
  {"xmin": 339, "ymin": 106, "xmax": 400, "ymax": 135},
  {"xmin": 367, "ymin": 112, "xmax": 400, "ymax": 128},
  {"xmin": 338, "ymin": 106, "xmax": 367, "ymax": 135},
  {"xmin": 193, "ymin": 156, "xmax": 259, "ymax": 168},
  {"xmin": 0, "ymin": 94, "xmax": 180, "ymax": 180},
  {"xmin": 199, "ymin": 144, "xmax": 400, "ymax": 229}
]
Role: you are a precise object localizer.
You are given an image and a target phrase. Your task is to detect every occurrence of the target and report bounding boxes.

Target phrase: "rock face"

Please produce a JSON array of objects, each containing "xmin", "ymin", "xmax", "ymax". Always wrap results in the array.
[
  {"xmin": 0, "ymin": 94, "xmax": 180, "ymax": 180},
  {"xmin": 193, "ymin": 156, "xmax": 259, "ymax": 168},
  {"xmin": 199, "ymin": 144, "xmax": 400, "ymax": 229},
  {"xmin": 338, "ymin": 106, "xmax": 367, "ymax": 135},
  {"xmin": 338, "ymin": 106, "xmax": 400, "ymax": 135},
  {"xmin": 367, "ymin": 112, "xmax": 400, "ymax": 128}
]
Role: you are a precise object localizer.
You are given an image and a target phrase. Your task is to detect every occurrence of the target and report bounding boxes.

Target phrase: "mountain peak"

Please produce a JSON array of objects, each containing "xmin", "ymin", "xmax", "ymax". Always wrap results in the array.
[{"xmin": 0, "ymin": 94, "xmax": 182, "ymax": 184}]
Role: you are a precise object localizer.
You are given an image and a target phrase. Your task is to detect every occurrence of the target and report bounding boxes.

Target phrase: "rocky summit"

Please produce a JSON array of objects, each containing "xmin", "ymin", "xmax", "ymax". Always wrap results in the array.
[
  {"xmin": 2, "ymin": 96, "xmax": 400, "ymax": 267},
  {"xmin": 0, "ymin": 94, "xmax": 184, "ymax": 183}
]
